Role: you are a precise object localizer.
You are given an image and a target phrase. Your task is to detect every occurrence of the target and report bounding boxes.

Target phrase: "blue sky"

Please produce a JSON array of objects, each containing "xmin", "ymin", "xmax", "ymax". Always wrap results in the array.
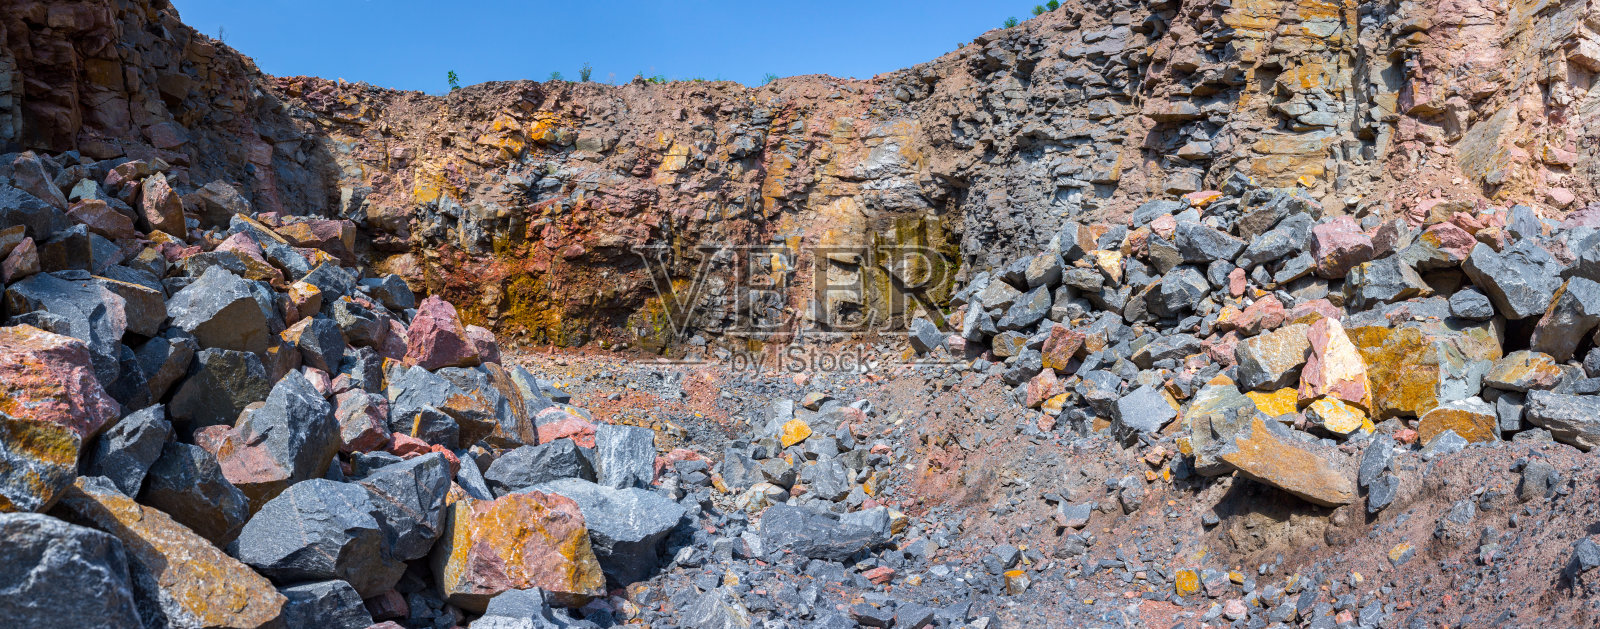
[{"xmin": 172, "ymin": 1, "xmax": 1039, "ymax": 93}]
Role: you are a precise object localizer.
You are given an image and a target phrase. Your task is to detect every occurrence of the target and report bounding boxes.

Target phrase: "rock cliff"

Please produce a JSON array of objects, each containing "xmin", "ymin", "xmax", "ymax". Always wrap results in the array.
[{"xmin": 11, "ymin": 0, "xmax": 1600, "ymax": 350}]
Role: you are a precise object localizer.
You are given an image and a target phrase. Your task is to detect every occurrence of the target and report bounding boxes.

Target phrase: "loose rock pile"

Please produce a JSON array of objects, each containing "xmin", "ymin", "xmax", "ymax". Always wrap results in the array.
[
  {"xmin": 920, "ymin": 179, "xmax": 1600, "ymax": 504},
  {"xmin": 0, "ymin": 150, "xmax": 702, "ymax": 628}
]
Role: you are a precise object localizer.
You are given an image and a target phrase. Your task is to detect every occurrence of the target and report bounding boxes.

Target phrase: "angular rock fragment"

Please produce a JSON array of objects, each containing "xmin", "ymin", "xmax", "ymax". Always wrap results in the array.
[
  {"xmin": 595, "ymin": 423, "xmax": 655, "ymax": 490},
  {"xmin": 529, "ymin": 478, "xmax": 687, "ymax": 584},
  {"xmin": 1525, "ymin": 391, "xmax": 1600, "ymax": 450},
  {"xmin": 0, "ymin": 512, "xmax": 143, "ymax": 625},
  {"xmin": 1297, "ymin": 317, "xmax": 1371, "ymax": 409},
  {"xmin": 1347, "ymin": 322, "xmax": 1501, "ymax": 419},
  {"xmin": 1483, "ymin": 350, "xmax": 1564, "ymax": 393},
  {"xmin": 758, "ymin": 503, "xmax": 888, "ymax": 562},
  {"xmin": 1309, "ymin": 216, "xmax": 1373, "ymax": 278},
  {"xmin": 279, "ymin": 580, "xmax": 374, "ymax": 629},
  {"xmin": 0, "ymin": 324, "xmax": 120, "ymax": 439},
  {"xmin": 1417, "ymin": 397, "xmax": 1499, "ymax": 444},
  {"xmin": 1234, "ymin": 323, "xmax": 1311, "ymax": 391},
  {"xmin": 141, "ymin": 442, "xmax": 251, "ymax": 546},
  {"xmin": 335, "ymin": 389, "xmax": 391, "ymax": 453},
  {"xmin": 1529, "ymin": 277, "xmax": 1600, "ymax": 362},
  {"xmin": 431, "ymin": 490, "xmax": 606, "ymax": 611},
  {"xmin": 1185, "ymin": 378, "xmax": 1259, "ymax": 476},
  {"xmin": 83, "ymin": 404, "xmax": 170, "ymax": 496},
  {"xmin": 1218, "ymin": 417, "xmax": 1356, "ymax": 506},
  {"xmin": 207, "ymin": 371, "xmax": 340, "ymax": 509},
  {"xmin": 54, "ymin": 477, "xmax": 287, "ymax": 628},
  {"xmin": 1112, "ymin": 385, "xmax": 1176, "ymax": 442},
  {"xmin": 357, "ymin": 452, "xmax": 452, "ymax": 561},
  {"xmin": 1344, "ymin": 257, "xmax": 1430, "ymax": 310},
  {"xmin": 1462, "ymin": 241, "xmax": 1563, "ymax": 319},
  {"xmin": 485, "ymin": 440, "xmax": 596, "ymax": 496},
  {"xmin": 405, "ymin": 295, "xmax": 481, "ymax": 370},
  {"xmin": 4, "ymin": 272, "xmax": 129, "ymax": 386},
  {"xmin": 166, "ymin": 267, "xmax": 271, "ymax": 354},
  {"xmin": 168, "ymin": 348, "xmax": 271, "ymax": 428},
  {"xmin": 908, "ymin": 317, "xmax": 944, "ymax": 354},
  {"xmin": 235, "ymin": 479, "xmax": 404, "ymax": 597}
]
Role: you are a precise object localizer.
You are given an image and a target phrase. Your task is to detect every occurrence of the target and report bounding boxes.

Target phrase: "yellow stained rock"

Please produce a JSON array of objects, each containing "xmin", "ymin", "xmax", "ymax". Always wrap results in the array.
[
  {"xmin": 1417, "ymin": 398, "xmax": 1499, "ymax": 444},
  {"xmin": 1218, "ymin": 417, "xmax": 1357, "ymax": 507},
  {"xmin": 1305, "ymin": 398, "xmax": 1367, "ymax": 437},
  {"xmin": 431, "ymin": 491, "xmax": 605, "ymax": 612},
  {"xmin": 780, "ymin": 419, "xmax": 812, "ymax": 448},
  {"xmin": 1298, "ymin": 317, "xmax": 1372, "ymax": 410},
  {"xmin": 54, "ymin": 478, "xmax": 286, "ymax": 628},
  {"xmin": 1246, "ymin": 388, "xmax": 1300, "ymax": 417},
  {"xmin": 1347, "ymin": 323, "xmax": 1503, "ymax": 419},
  {"xmin": 1042, "ymin": 393, "xmax": 1071, "ymax": 415},
  {"xmin": 1175, "ymin": 569, "xmax": 1200, "ymax": 596}
]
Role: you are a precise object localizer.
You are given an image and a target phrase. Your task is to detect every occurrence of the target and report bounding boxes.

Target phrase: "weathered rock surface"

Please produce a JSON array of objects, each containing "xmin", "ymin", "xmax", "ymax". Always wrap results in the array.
[
  {"xmin": 431, "ymin": 490, "xmax": 606, "ymax": 611},
  {"xmin": 54, "ymin": 477, "xmax": 287, "ymax": 629},
  {"xmin": 234, "ymin": 478, "xmax": 404, "ymax": 597},
  {"xmin": 0, "ymin": 512, "xmax": 143, "ymax": 626}
]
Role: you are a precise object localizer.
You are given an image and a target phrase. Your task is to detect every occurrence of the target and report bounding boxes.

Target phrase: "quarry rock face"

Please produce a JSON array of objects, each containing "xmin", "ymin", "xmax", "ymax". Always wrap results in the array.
[{"xmin": 12, "ymin": 0, "xmax": 1600, "ymax": 626}]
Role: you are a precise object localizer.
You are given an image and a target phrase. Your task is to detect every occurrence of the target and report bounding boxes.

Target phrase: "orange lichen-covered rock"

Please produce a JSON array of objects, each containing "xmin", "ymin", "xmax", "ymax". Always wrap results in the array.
[
  {"xmin": 1298, "ymin": 317, "xmax": 1372, "ymax": 410},
  {"xmin": 430, "ymin": 491, "xmax": 605, "ymax": 611},
  {"xmin": 779, "ymin": 419, "xmax": 812, "ymax": 448},
  {"xmin": 0, "ymin": 325, "xmax": 121, "ymax": 440},
  {"xmin": 1218, "ymin": 417, "xmax": 1356, "ymax": 507},
  {"xmin": 1245, "ymin": 388, "xmax": 1298, "ymax": 418},
  {"xmin": 1040, "ymin": 325, "xmax": 1086, "ymax": 372},
  {"xmin": 1418, "ymin": 398, "xmax": 1499, "ymax": 444},
  {"xmin": 1482, "ymin": 350, "xmax": 1564, "ymax": 393},
  {"xmin": 53, "ymin": 477, "xmax": 287, "ymax": 628},
  {"xmin": 0, "ymin": 411, "xmax": 80, "ymax": 513},
  {"xmin": 1346, "ymin": 322, "xmax": 1502, "ymax": 419}
]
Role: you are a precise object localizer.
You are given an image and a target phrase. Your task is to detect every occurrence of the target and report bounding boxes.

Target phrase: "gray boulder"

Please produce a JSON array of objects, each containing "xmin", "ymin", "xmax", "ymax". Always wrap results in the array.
[
  {"xmin": 279, "ymin": 580, "xmax": 374, "ymax": 629},
  {"xmin": 996, "ymin": 286, "xmax": 1050, "ymax": 331},
  {"xmin": 359, "ymin": 275, "xmax": 416, "ymax": 310},
  {"xmin": 140, "ymin": 442, "xmax": 250, "ymax": 546},
  {"xmin": 1448, "ymin": 288, "xmax": 1495, "ymax": 321},
  {"xmin": 907, "ymin": 317, "xmax": 944, "ymax": 355},
  {"xmin": 235, "ymin": 479, "xmax": 404, "ymax": 598},
  {"xmin": 356, "ymin": 452, "xmax": 453, "ymax": 561},
  {"xmin": 1530, "ymin": 277, "xmax": 1600, "ymax": 362},
  {"xmin": 757, "ymin": 503, "xmax": 887, "ymax": 562},
  {"xmin": 485, "ymin": 440, "xmax": 596, "ymax": 496},
  {"xmin": 0, "ymin": 512, "xmax": 142, "ymax": 626},
  {"xmin": 1525, "ymin": 391, "xmax": 1600, "ymax": 450},
  {"xmin": 1344, "ymin": 257, "xmax": 1430, "ymax": 311},
  {"xmin": 166, "ymin": 267, "xmax": 271, "ymax": 354},
  {"xmin": 83, "ymin": 405, "xmax": 171, "ymax": 496},
  {"xmin": 133, "ymin": 328, "xmax": 197, "ymax": 402},
  {"xmin": 527, "ymin": 478, "xmax": 686, "ymax": 584},
  {"xmin": 1112, "ymin": 385, "xmax": 1176, "ymax": 442},
  {"xmin": 595, "ymin": 424, "xmax": 655, "ymax": 490},
  {"xmin": 168, "ymin": 348, "xmax": 272, "ymax": 429},
  {"xmin": 1462, "ymin": 241, "xmax": 1563, "ymax": 319},
  {"xmin": 295, "ymin": 317, "xmax": 346, "ymax": 373},
  {"xmin": 3, "ymin": 270, "xmax": 128, "ymax": 384}
]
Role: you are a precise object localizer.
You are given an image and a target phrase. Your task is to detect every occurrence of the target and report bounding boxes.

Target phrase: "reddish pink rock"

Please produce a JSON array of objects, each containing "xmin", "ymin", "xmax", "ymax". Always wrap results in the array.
[
  {"xmin": 1205, "ymin": 332, "xmax": 1241, "ymax": 367},
  {"xmin": 1233, "ymin": 295, "xmax": 1287, "ymax": 335},
  {"xmin": 11, "ymin": 152, "xmax": 67, "ymax": 210},
  {"xmin": 464, "ymin": 325, "xmax": 502, "ymax": 365},
  {"xmin": 404, "ymin": 296, "xmax": 481, "ymax": 370},
  {"xmin": 2, "ymin": 237, "xmax": 39, "ymax": 283},
  {"xmin": 1289, "ymin": 299, "xmax": 1342, "ymax": 323},
  {"xmin": 334, "ymin": 391, "xmax": 390, "ymax": 454},
  {"xmin": 388, "ymin": 432, "xmax": 432, "ymax": 457},
  {"xmin": 535, "ymin": 409, "xmax": 597, "ymax": 449},
  {"xmin": 103, "ymin": 160, "xmax": 150, "ymax": 192},
  {"xmin": 863, "ymin": 566, "xmax": 895, "ymax": 585},
  {"xmin": 66, "ymin": 200, "xmax": 138, "ymax": 240},
  {"xmin": 1025, "ymin": 369, "xmax": 1065, "ymax": 408},
  {"xmin": 276, "ymin": 219, "xmax": 356, "ymax": 263},
  {"xmin": 144, "ymin": 121, "xmax": 188, "ymax": 149},
  {"xmin": 140, "ymin": 172, "xmax": 186, "ymax": 235},
  {"xmin": 365, "ymin": 590, "xmax": 408, "ymax": 621},
  {"xmin": 1150, "ymin": 214, "xmax": 1177, "ymax": 240},
  {"xmin": 1417, "ymin": 222, "xmax": 1476, "ymax": 266},
  {"xmin": 216, "ymin": 232, "xmax": 268, "ymax": 262},
  {"xmin": 303, "ymin": 368, "xmax": 332, "ymax": 396},
  {"xmin": 1298, "ymin": 317, "xmax": 1373, "ymax": 409},
  {"xmin": 1227, "ymin": 267, "xmax": 1247, "ymax": 298},
  {"xmin": 1040, "ymin": 325, "xmax": 1086, "ymax": 372},
  {"xmin": 380, "ymin": 318, "xmax": 409, "ymax": 362},
  {"xmin": 0, "ymin": 325, "xmax": 121, "ymax": 440},
  {"xmin": 1309, "ymin": 216, "xmax": 1374, "ymax": 279}
]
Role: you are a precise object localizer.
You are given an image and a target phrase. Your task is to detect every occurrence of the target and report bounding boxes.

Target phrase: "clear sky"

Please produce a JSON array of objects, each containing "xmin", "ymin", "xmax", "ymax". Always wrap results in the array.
[{"xmin": 171, "ymin": 1, "xmax": 1039, "ymax": 93}]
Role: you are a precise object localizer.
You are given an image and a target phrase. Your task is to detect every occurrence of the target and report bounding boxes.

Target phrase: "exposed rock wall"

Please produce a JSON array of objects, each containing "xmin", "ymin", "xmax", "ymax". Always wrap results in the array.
[{"xmin": 12, "ymin": 0, "xmax": 1600, "ymax": 350}]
